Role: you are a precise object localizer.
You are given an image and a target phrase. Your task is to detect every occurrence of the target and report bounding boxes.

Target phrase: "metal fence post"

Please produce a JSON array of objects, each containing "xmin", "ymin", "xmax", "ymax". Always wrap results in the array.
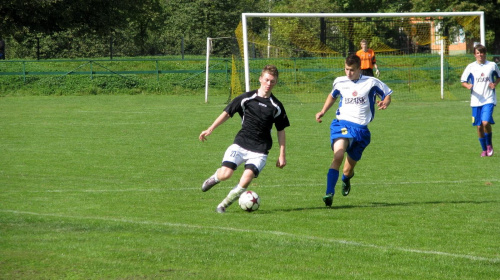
[
  {"xmin": 110, "ymin": 35, "xmax": 113, "ymax": 60},
  {"xmin": 22, "ymin": 61, "xmax": 26, "ymax": 83},
  {"xmin": 156, "ymin": 60, "xmax": 159, "ymax": 81},
  {"xmin": 181, "ymin": 35, "xmax": 184, "ymax": 59},
  {"xmin": 90, "ymin": 61, "xmax": 94, "ymax": 80}
]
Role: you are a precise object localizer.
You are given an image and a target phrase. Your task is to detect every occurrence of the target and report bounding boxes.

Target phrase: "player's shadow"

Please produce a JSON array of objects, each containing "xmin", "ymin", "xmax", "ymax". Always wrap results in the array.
[{"xmin": 264, "ymin": 199, "xmax": 498, "ymax": 213}]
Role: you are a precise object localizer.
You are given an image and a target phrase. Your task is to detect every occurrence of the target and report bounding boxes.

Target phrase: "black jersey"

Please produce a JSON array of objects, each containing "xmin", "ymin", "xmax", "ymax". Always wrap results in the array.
[{"xmin": 224, "ymin": 90, "xmax": 290, "ymax": 154}]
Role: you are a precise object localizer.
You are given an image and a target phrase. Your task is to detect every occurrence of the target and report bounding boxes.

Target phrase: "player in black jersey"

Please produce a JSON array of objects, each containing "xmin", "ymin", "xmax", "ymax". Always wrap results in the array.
[{"xmin": 199, "ymin": 65, "xmax": 290, "ymax": 213}]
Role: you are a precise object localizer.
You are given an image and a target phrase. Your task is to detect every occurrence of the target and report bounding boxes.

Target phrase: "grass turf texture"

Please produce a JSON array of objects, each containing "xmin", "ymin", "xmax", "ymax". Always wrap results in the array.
[{"xmin": 1, "ymin": 95, "xmax": 499, "ymax": 279}]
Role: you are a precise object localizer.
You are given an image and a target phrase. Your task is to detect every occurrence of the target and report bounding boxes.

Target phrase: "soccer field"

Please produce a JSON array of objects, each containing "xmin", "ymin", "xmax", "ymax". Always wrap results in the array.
[{"xmin": 1, "ymin": 95, "xmax": 499, "ymax": 279}]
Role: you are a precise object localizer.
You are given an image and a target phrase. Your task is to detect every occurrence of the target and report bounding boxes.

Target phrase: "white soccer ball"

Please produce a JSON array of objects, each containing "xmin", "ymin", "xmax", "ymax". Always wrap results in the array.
[{"xmin": 238, "ymin": 190, "xmax": 260, "ymax": 212}]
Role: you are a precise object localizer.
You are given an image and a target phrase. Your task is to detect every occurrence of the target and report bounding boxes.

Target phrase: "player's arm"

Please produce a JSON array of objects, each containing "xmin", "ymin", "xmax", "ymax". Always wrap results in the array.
[
  {"xmin": 460, "ymin": 65, "xmax": 474, "ymax": 90},
  {"xmin": 316, "ymin": 94, "xmax": 337, "ymax": 123},
  {"xmin": 489, "ymin": 76, "xmax": 500, "ymax": 89},
  {"xmin": 275, "ymin": 129, "xmax": 286, "ymax": 169},
  {"xmin": 377, "ymin": 94, "xmax": 391, "ymax": 110},
  {"xmin": 199, "ymin": 111, "xmax": 230, "ymax": 142},
  {"xmin": 372, "ymin": 53, "xmax": 380, "ymax": 77},
  {"xmin": 461, "ymin": 81, "xmax": 473, "ymax": 90}
]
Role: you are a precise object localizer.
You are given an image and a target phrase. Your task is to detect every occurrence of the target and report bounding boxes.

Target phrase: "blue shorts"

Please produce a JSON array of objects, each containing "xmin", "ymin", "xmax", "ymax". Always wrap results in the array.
[
  {"xmin": 330, "ymin": 119, "xmax": 371, "ymax": 161},
  {"xmin": 472, "ymin": 104, "xmax": 495, "ymax": 126}
]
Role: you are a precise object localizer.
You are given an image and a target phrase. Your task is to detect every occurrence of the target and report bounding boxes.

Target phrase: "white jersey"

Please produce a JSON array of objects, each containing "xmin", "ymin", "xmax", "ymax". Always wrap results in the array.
[
  {"xmin": 461, "ymin": 60, "xmax": 499, "ymax": 107},
  {"xmin": 331, "ymin": 75, "xmax": 392, "ymax": 126}
]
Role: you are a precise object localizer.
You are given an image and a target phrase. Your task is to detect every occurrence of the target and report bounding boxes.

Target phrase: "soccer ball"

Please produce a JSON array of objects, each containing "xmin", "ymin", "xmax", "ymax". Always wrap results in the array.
[{"xmin": 238, "ymin": 190, "xmax": 260, "ymax": 212}]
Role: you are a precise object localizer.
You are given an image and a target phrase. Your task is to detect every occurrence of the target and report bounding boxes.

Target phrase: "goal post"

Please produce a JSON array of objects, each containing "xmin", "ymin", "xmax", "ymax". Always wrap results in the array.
[
  {"xmin": 205, "ymin": 36, "xmax": 233, "ymax": 103},
  {"xmin": 240, "ymin": 12, "xmax": 485, "ymax": 102}
]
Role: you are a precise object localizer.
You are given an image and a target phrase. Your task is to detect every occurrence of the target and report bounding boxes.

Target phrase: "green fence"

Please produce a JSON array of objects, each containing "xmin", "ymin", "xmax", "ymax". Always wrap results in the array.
[
  {"xmin": 1, "ymin": 55, "xmax": 497, "ymax": 102},
  {"xmin": 0, "ymin": 57, "xmax": 232, "ymax": 97},
  {"xmin": 0, "ymin": 58, "xmax": 230, "ymax": 83}
]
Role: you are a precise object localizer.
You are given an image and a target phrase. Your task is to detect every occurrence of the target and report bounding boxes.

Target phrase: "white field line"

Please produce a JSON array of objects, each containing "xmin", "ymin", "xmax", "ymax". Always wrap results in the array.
[
  {"xmin": 1, "ymin": 209, "xmax": 499, "ymax": 264},
  {"xmin": 5, "ymin": 178, "xmax": 500, "ymax": 193}
]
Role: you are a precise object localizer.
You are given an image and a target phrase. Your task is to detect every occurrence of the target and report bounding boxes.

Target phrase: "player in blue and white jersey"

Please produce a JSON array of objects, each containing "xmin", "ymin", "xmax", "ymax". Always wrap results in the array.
[
  {"xmin": 315, "ymin": 54, "xmax": 392, "ymax": 207},
  {"xmin": 461, "ymin": 44, "xmax": 500, "ymax": 157},
  {"xmin": 199, "ymin": 65, "xmax": 290, "ymax": 213}
]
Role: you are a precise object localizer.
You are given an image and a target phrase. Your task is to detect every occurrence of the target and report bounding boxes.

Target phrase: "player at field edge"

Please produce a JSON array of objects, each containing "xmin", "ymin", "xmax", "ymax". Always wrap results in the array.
[
  {"xmin": 356, "ymin": 39, "xmax": 380, "ymax": 77},
  {"xmin": 199, "ymin": 65, "xmax": 290, "ymax": 213},
  {"xmin": 316, "ymin": 54, "xmax": 392, "ymax": 207},
  {"xmin": 460, "ymin": 44, "xmax": 499, "ymax": 157}
]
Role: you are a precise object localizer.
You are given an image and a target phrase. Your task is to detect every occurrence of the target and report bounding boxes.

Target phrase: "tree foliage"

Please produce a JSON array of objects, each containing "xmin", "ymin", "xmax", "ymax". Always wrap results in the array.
[
  {"xmin": 396, "ymin": 0, "xmax": 499, "ymax": 53},
  {"xmin": 0, "ymin": 0, "xmax": 498, "ymax": 59}
]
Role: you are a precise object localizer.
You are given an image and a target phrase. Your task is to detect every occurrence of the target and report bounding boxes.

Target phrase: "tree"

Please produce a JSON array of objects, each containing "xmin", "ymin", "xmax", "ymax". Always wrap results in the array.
[
  {"xmin": 410, "ymin": 0, "xmax": 500, "ymax": 53},
  {"xmin": 1, "ymin": 0, "xmax": 146, "ymax": 36},
  {"xmin": 271, "ymin": 0, "xmax": 499, "ymax": 54},
  {"xmin": 162, "ymin": 0, "xmax": 261, "ymax": 56},
  {"xmin": 1, "ymin": 0, "xmax": 497, "ymax": 59},
  {"xmin": 0, "ymin": 0, "xmax": 166, "ymax": 58}
]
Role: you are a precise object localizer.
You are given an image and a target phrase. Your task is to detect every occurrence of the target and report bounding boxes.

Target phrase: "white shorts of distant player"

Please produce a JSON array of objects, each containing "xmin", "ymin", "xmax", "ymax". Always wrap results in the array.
[{"xmin": 222, "ymin": 144, "xmax": 267, "ymax": 178}]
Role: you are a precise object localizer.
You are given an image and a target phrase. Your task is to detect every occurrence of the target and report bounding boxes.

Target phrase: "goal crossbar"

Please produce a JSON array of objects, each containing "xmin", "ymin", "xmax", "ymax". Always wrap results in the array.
[{"xmin": 241, "ymin": 12, "xmax": 485, "ymax": 93}]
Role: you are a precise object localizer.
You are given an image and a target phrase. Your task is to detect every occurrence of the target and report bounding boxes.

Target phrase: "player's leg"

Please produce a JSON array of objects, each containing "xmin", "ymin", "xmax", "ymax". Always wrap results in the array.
[
  {"xmin": 202, "ymin": 144, "xmax": 242, "ymax": 192},
  {"xmin": 473, "ymin": 107, "xmax": 488, "ymax": 157},
  {"xmin": 323, "ymin": 138, "xmax": 349, "ymax": 206},
  {"xmin": 216, "ymin": 151, "xmax": 266, "ymax": 213},
  {"xmin": 216, "ymin": 169, "xmax": 256, "ymax": 213},
  {"xmin": 477, "ymin": 125, "xmax": 487, "ymax": 157},
  {"xmin": 485, "ymin": 122, "xmax": 494, "ymax": 156},
  {"xmin": 202, "ymin": 166, "xmax": 234, "ymax": 192},
  {"xmin": 341, "ymin": 155, "xmax": 357, "ymax": 196},
  {"xmin": 342, "ymin": 126, "xmax": 369, "ymax": 196},
  {"xmin": 481, "ymin": 104, "xmax": 495, "ymax": 156}
]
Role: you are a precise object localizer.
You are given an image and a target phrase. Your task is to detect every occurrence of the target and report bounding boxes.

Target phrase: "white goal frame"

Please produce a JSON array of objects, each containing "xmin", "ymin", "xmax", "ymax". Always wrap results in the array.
[
  {"xmin": 241, "ymin": 12, "xmax": 485, "ymax": 99},
  {"xmin": 205, "ymin": 36, "xmax": 232, "ymax": 103}
]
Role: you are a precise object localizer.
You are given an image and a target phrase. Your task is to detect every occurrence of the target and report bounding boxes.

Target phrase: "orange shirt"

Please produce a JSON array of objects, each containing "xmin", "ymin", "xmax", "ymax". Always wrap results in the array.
[{"xmin": 356, "ymin": 49, "xmax": 376, "ymax": 70}]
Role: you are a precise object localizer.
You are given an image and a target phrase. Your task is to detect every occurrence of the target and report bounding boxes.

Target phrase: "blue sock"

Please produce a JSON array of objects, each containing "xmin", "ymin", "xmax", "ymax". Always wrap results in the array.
[
  {"xmin": 485, "ymin": 133, "xmax": 492, "ymax": 146},
  {"xmin": 342, "ymin": 173, "xmax": 354, "ymax": 182},
  {"xmin": 326, "ymin": 169, "xmax": 339, "ymax": 195},
  {"xmin": 479, "ymin": 137, "xmax": 487, "ymax": 151}
]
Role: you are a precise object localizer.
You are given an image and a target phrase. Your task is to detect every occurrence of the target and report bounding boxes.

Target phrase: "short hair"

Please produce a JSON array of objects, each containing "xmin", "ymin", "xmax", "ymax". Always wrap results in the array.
[
  {"xmin": 360, "ymin": 39, "xmax": 367, "ymax": 44},
  {"xmin": 262, "ymin": 64, "xmax": 279, "ymax": 78},
  {"xmin": 345, "ymin": 54, "xmax": 361, "ymax": 69},
  {"xmin": 474, "ymin": 44, "xmax": 487, "ymax": 54}
]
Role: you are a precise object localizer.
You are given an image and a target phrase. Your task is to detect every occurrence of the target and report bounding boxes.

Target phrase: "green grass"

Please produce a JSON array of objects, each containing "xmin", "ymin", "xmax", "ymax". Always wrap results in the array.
[{"xmin": 1, "ymin": 95, "xmax": 499, "ymax": 279}]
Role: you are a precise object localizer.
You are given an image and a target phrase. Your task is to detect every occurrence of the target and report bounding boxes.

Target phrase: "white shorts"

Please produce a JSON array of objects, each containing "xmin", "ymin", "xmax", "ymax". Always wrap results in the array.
[{"xmin": 222, "ymin": 144, "xmax": 267, "ymax": 177}]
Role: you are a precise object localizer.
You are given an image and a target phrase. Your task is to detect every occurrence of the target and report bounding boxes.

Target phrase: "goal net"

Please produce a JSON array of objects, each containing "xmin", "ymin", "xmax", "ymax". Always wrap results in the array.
[{"xmin": 230, "ymin": 12, "xmax": 484, "ymax": 103}]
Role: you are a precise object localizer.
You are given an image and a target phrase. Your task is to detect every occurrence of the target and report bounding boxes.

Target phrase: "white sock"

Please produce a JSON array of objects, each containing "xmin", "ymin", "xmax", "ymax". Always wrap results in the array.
[
  {"xmin": 213, "ymin": 168, "xmax": 220, "ymax": 182},
  {"xmin": 218, "ymin": 185, "xmax": 245, "ymax": 208}
]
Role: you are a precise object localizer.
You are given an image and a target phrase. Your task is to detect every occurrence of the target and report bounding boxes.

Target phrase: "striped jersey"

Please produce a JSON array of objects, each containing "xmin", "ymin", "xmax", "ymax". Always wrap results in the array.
[
  {"xmin": 461, "ymin": 60, "xmax": 499, "ymax": 107},
  {"xmin": 331, "ymin": 75, "xmax": 392, "ymax": 126},
  {"xmin": 224, "ymin": 90, "xmax": 290, "ymax": 154}
]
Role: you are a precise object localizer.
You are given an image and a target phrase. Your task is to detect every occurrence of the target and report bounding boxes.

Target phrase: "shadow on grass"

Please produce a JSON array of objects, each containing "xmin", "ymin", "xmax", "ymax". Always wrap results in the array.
[{"xmin": 261, "ymin": 199, "xmax": 499, "ymax": 213}]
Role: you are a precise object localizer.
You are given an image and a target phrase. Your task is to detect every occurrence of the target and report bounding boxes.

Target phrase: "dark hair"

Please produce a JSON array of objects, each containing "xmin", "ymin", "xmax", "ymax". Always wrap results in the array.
[
  {"xmin": 262, "ymin": 64, "xmax": 279, "ymax": 78},
  {"xmin": 360, "ymin": 39, "xmax": 367, "ymax": 44},
  {"xmin": 474, "ymin": 44, "xmax": 487, "ymax": 54},
  {"xmin": 345, "ymin": 54, "xmax": 361, "ymax": 68}
]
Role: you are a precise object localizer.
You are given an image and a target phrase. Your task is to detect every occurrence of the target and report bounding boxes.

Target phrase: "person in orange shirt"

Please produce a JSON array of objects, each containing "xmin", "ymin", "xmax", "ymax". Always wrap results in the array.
[{"xmin": 356, "ymin": 39, "xmax": 380, "ymax": 77}]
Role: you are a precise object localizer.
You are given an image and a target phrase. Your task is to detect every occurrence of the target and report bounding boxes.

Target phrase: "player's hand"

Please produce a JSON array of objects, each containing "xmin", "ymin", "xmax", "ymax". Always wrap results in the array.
[
  {"xmin": 375, "ymin": 69, "xmax": 380, "ymax": 77},
  {"xmin": 315, "ymin": 112, "xmax": 324, "ymax": 123},
  {"xmin": 199, "ymin": 129, "xmax": 212, "ymax": 142},
  {"xmin": 489, "ymin": 82, "xmax": 497, "ymax": 90},
  {"xmin": 377, "ymin": 100, "xmax": 388, "ymax": 110},
  {"xmin": 276, "ymin": 156, "xmax": 286, "ymax": 169}
]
